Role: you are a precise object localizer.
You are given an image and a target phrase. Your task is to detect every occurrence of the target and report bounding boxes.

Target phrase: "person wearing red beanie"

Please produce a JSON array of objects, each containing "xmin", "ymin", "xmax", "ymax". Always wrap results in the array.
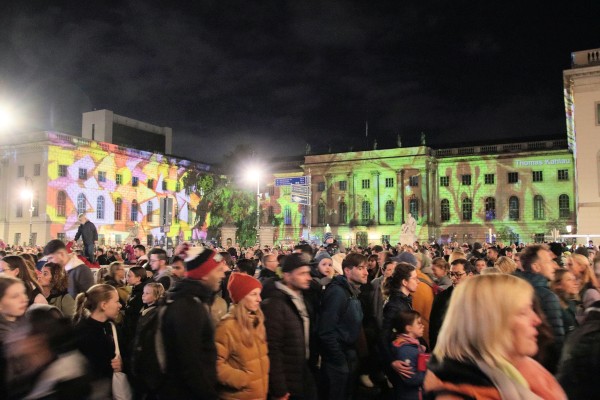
[{"xmin": 216, "ymin": 273, "xmax": 268, "ymax": 399}]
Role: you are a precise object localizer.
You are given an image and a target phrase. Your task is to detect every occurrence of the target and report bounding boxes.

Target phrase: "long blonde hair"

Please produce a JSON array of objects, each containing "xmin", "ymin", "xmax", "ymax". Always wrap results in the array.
[
  {"xmin": 570, "ymin": 254, "xmax": 599, "ymax": 289},
  {"xmin": 228, "ymin": 299, "xmax": 266, "ymax": 347},
  {"xmin": 494, "ymin": 256, "xmax": 517, "ymax": 274},
  {"xmin": 434, "ymin": 274, "xmax": 534, "ymax": 368}
]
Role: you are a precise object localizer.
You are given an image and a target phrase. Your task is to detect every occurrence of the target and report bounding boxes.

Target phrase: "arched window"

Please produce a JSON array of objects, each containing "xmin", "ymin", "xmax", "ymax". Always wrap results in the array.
[
  {"xmin": 361, "ymin": 201, "xmax": 371, "ymax": 224},
  {"xmin": 284, "ymin": 205, "xmax": 292, "ymax": 225},
  {"xmin": 77, "ymin": 193, "xmax": 86, "ymax": 215},
  {"xmin": 131, "ymin": 200, "xmax": 138, "ymax": 222},
  {"xmin": 533, "ymin": 195, "xmax": 545, "ymax": 220},
  {"xmin": 509, "ymin": 196, "xmax": 519, "ymax": 220},
  {"xmin": 301, "ymin": 205, "xmax": 307, "ymax": 225},
  {"xmin": 409, "ymin": 196, "xmax": 419, "ymax": 218},
  {"xmin": 318, "ymin": 203, "xmax": 326, "ymax": 225},
  {"xmin": 559, "ymin": 194, "xmax": 570, "ymax": 218},
  {"xmin": 485, "ymin": 197, "xmax": 496, "ymax": 221},
  {"xmin": 114, "ymin": 198, "xmax": 122, "ymax": 220},
  {"xmin": 147, "ymin": 201, "xmax": 153, "ymax": 222},
  {"xmin": 462, "ymin": 198, "xmax": 473, "ymax": 221},
  {"xmin": 385, "ymin": 200, "xmax": 395, "ymax": 222},
  {"xmin": 97, "ymin": 196, "xmax": 105, "ymax": 219},
  {"xmin": 441, "ymin": 199, "xmax": 450, "ymax": 222},
  {"xmin": 339, "ymin": 202, "xmax": 347, "ymax": 224},
  {"xmin": 56, "ymin": 191, "xmax": 66, "ymax": 217}
]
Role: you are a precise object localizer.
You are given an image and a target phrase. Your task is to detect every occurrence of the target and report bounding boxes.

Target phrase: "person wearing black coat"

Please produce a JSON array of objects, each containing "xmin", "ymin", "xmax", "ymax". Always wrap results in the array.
[{"xmin": 122, "ymin": 267, "xmax": 149, "ymax": 350}]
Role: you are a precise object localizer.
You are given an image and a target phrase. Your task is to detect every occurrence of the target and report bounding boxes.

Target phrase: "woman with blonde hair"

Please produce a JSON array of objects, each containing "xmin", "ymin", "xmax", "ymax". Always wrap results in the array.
[
  {"xmin": 424, "ymin": 274, "xmax": 566, "ymax": 400},
  {"xmin": 215, "ymin": 273, "xmax": 268, "ymax": 399},
  {"xmin": 494, "ymin": 256, "xmax": 517, "ymax": 274},
  {"xmin": 566, "ymin": 253, "xmax": 600, "ymax": 309}
]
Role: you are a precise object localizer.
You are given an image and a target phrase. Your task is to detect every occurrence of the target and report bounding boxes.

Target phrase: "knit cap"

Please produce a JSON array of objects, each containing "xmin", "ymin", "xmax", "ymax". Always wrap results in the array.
[
  {"xmin": 281, "ymin": 253, "xmax": 312, "ymax": 273},
  {"xmin": 184, "ymin": 246, "xmax": 224, "ymax": 280},
  {"xmin": 227, "ymin": 273, "xmax": 262, "ymax": 304}
]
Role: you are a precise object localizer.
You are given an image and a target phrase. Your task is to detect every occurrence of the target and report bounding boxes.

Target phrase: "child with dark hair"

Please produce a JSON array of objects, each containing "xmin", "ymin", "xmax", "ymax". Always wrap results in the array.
[{"xmin": 389, "ymin": 310, "xmax": 428, "ymax": 400}]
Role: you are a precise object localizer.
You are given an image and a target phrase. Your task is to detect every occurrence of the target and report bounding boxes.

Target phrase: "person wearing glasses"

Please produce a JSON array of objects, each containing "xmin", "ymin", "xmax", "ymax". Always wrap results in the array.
[{"xmin": 429, "ymin": 258, "xmax": 476, "ymax": 350}]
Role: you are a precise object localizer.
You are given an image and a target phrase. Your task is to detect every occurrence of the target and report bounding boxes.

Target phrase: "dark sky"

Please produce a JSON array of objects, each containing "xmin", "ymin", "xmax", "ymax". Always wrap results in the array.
[{"xmin": 1, "ymin": 1, "xmax": 599, "ymax": 164}]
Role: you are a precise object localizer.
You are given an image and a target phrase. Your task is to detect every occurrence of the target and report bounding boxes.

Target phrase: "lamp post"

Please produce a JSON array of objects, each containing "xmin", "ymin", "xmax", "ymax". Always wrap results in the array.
[
  {"xmin": 21, "ymin": 179, "xmax": 34, "ymax": 247},
  {"xmin": 566, "ymin": 225, "xmax": 573, "ymax": 245},
  {"xmin": 247, "ymin": 168, "xmax": 261, "ymax": 246}
]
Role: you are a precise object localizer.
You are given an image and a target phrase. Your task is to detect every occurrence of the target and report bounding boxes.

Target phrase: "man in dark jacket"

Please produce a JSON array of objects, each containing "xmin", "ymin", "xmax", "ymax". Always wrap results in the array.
[
  {"xmin": 160, "ymin": 245, "xmax": 227, "ymax": 399},
  {"xmin": 148, "ymin": 248, "xmax": 173, "ymax": 290},
  {"xmin": 518, "ymin": 244, "xmax": 563, "ymax": 373},
  {"xmin": 258, "ymin": 253, "xmax": 278, "ymax": 282},
  {"xmin": 318, "ymin": 252, "xmax": 368, "ymax": 399},
  {"xmin": 261, "ymin": 253, "xmax": 317, "ymax": 400},
  {"xmin": 74, "ymin": 214, "xmax": 98, "ymax": 263},
  {"xmin": 44, "ymin": 239, "xmax": 94, "ymax": 298}
]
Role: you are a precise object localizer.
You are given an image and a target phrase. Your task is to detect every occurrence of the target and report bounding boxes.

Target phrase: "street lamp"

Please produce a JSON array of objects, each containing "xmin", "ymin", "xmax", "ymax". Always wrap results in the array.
[
  {"xmin": 0, "ymin": 104, "xmax": 15, "ymax": 132},
  {"xmin": 21, "ymin": 184, "xmax": 34, "ymax": 247},
  {"xmin": 247, "ymin": 168, "xmax": 261, "ymax": 246}
]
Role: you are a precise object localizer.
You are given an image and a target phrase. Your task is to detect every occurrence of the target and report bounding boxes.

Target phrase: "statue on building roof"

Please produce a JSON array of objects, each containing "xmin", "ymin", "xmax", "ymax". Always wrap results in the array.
[
  {"xmin": 305, "ymin": 143, "xmax": 311, "ymax": 155},
  {"xmin": 397, "ymin": 134, "xmax": 402, "ymax": 148},
  {"xmin": 373, "ymin": 139, "xmax": 378, "ymax": 150},
  {"xmin": 420, "ymin": 132, "xmax": 426, "ymax": 146}
]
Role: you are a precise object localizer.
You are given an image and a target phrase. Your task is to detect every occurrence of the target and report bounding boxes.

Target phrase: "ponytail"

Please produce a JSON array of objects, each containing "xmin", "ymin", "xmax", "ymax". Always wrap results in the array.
[{"xmin": 73, "ymin": 284, "xmax": 117, "ymax": 323}]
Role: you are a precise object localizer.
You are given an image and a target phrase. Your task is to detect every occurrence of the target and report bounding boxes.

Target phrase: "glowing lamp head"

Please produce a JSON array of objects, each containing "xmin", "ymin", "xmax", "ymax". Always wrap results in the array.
[
  {"xmin": 21, "ymin": 188, "xmax": 33, "ymax": 200},
  {"xmin": 566, "ymin": 225, "xmax": 572, "ymax": 234}
]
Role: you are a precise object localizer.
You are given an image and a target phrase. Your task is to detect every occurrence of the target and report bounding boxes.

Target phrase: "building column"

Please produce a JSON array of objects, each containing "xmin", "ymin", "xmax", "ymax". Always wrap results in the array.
[
  {"xmin": 397, "ymin": 169, "xmax": 405, "ymax": 224},
  {"xmin": 374, "ymin": 172, "xmax": 381, "ymax": 224}
]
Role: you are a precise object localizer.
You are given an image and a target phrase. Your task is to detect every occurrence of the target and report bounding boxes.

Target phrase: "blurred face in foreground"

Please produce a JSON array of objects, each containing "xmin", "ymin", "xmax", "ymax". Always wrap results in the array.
[{"xmin": 509, "ymin": 298, "xmax": 542, "ymax": 361}]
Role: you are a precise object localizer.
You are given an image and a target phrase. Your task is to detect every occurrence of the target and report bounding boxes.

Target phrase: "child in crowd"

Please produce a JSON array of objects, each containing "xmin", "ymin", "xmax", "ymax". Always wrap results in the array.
[{"xmin": 389, "ymin": 310, "xmax": 428, "ymax": 400}]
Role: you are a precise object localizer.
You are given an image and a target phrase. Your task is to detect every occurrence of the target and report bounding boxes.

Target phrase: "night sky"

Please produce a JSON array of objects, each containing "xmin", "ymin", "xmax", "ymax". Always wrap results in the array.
[{"xmin": 1, "ymin": 1, "xmax": 599, "ymax": 164}]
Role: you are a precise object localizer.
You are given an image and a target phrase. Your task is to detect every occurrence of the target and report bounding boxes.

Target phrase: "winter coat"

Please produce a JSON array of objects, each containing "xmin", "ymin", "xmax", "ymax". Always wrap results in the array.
[
  {"xmin": 130, "ymin": 303, "xmax": 162, "ymax": 392},
  {"xmin": 122, "ymin": 280, "xmax": 148, "ymax": 347},
  {"xmin": 371, "ymin": 275, "xmax": 386, "ymax": 329},
  {"xmin": 160, "ymin": 278, "xmax": 218, "ymax": 400},
  {"xmin": 413, "ymin": 270, "xmax": 434, "ymax": 345},
  {"xmin": 428, "ymin": 286, "xmax": 454, "ymax": 350},
  {"xmin": 46, "ymin": 291, "xmax": 75, "ymax": 318},
  {"xmin": 381, "ymin": 290, "xmax": 413, "ymax": 365},
  {"xmin": 390, "ymin": 335, "xmax": 426, "ymax": 400},
  {"xmin": 215, "ymin": 316, "xmax": 269, "ymax": 400},
  {"xmin": 261, "ymin": 280, "xmax": 317, "ymax": 399},
  {"xmin": 519, "ymin": 271, "xmax": 564, "ymax": 343},
  {"xmin": 75, "ymin": 317, "xmax": 116, "ymax": 381},
  {"xmin": 64, "ymin": 254, "xmax": 94, "ymax": 299},
  {"xmin": 74, "ymin": 220, "xmax": 98, "ymax": 245}
]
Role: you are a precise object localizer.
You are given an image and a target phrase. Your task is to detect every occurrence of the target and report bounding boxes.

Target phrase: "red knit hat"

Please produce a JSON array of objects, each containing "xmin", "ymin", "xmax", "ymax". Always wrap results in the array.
[
  {"xmin": 184, "ymin": 246, "xmax": 224, "ymax": 280},
  {"xmin": 227, "ymin": 273, "xmax": 262, "ymax": 304}
]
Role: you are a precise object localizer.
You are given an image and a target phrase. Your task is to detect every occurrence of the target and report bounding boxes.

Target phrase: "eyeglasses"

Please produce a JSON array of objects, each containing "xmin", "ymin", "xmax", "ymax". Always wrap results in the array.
[{"xmin": 448, "ymin": 271, "xmax": 466, "ymax": 278}]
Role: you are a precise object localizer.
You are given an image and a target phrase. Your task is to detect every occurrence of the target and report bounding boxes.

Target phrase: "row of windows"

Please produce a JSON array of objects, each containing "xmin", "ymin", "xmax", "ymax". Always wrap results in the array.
[
  {"xmin": 17, "ymin": 164, "xmax": 42, "ymax": 178},
  {"xmin": 440, "ymin": 194, "xmax": 571, "ymax": 221},
  {"xmin": 59, "ymin": 166, "xmax": 179, "ymax": 191},
  {"xmin": 313, "ymin": 176, "xmax": 420, "ymax": 192},
  {"xmin": 440, "ymin": 170, "xmax": 569, "ymax": 187}
]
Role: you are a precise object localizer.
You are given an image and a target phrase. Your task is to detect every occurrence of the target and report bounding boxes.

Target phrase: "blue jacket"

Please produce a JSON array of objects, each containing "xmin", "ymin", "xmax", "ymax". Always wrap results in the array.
[
  {"xmin": 519, "ymin": 271, "xmax": 565, "ymax": 343},
  {"xmin": 317, "ymin": 275, "xmax": 363, "ymax": 366},
  {"xmin": 389, "ymin": 336, "xmax": 425, "ymax": 400}
]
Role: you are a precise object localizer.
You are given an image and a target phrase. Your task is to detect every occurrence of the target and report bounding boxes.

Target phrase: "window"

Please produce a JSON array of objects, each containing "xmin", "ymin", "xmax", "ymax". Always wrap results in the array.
[
  {"xmin": 509, "ymin": 196, "xmax": 519, "ymax": 220},
  {"xmin": 16, "ymin": 202, "xmax": 23, "ymax": 218},
  {"xmin": 284, "ymin": 206, "xmax": 291, "ymax": 225},
  {"xmin": 409, "ymin": 196, "xmax": 418, "ymax": 218},
  {"xmin": 176, "ymin": 182, "xmax": 181, "ymax": 192},
  {"xmin": 58, "ymin": 165, "xmax": 68, "ymax": 177},
  {"xmin": 32, "ymin": 196, "xmax": 39, "ymax": 217},
  {"xmin": 147, "ymin": 179, "xmax": 154, "ymax": 189},
  {"xmin": 131, "ymin": 200, "xmax": 138, "ymax": 221},
  {"xmin": 14, "ymin": 233, "xmax": 21, "ymax": 246},
  {"xmin": 57, "ymin": 233, "xmax": 65, "ymax": 242},
  {"xmin": 485, "ymin": 197, "xmax": 496, "ymax": 220},
  {"xmin": 385, "ymin": 200, "xmax": 394, "ymax": 222},
  {"xmin": 300, "ymin": 206, "xmax": 306, "ymax": 225},
  {"xmin": 147, "ymin": 202, "xmax": 153, "ymax": 222},
  {"xmin": 77, "ymin": 193, "xmax": 86, "ymax": 215},
  {"xmin": 56, "ymin": 191, "xmax": 66, "ymax": 217},
  {"xmin": 318, "ymin": 203, "xmax": 325, "ymax": 224},
  {"xmin": 317, "ymin": 182, "xmax": 325, "ymax": 192},
  {"xmin": 508, "ymin": 172, "xmax": 519, "ymax": 183},
  {"xmin": 98, "ymin": 171, "xmax": 107, "ymax": 182},
  {"xmin": 440, "ymin": 176, "xmax": 449, "ymax": 187},
  {"xmin": 114, "ymin": 198, "xmax": 122, "ymax": 220},
  {"xmin": 559, "ymin": 194, "xmax": 570, "ymax": 218},
  {"xmin": 268, "ymin": 186, "xmax": 275, "ymax": 196},
  {"xmin": 97, "ymin": 196, "xmax": 105, "ymax": 219},
  {"xmin": 533, "ymin": 195, "xmax": 545, "ymax": 220},
  {"xmin": 17, "ymin": 165, "xmax": 24, "ymax": 178},
  {"xmin": 558, "ymin": 169, "xmax": 569, "ymax": 181},
  {"xmin": 461, "ymin": 174, "xmax": 471, "ymax": 186},
  {"xmin": 441, "ymin": 199, "xmax": 450, "ymax": 221},
  {"xmin": 484, "ymin": 174, "xmax": 495, "ymax": 184},
  {"xmin": 362, "ymin": 179, "xmax": 370, "ymax": 189},
  {"xmin": 116, "ymin": 174, "xmax": 123, "ymax": 185},
  {"xmin": 267, "ymin": 206, "xmax": 274, "ymax": 221},
  {"xmin": 162, "ymin": 180, "xmax": 168, "ymax": 191},
  {"xmin": 34, "ymin": 164, "xmax": 41, "ymax": 176},
  {"xmin": 409, "ymin": 176, "xmax": 419, "ymax": 187},
  {"xmin": 78, "ymin": 168, "xmax": 87, "ymax": 180},
  {"xmin": 174, "ymin": 202, "xmax": 179, "ymax": 223},
  {"xmin": 462, "ymin": 198, "xmax": 473, "ymax": 221},
  {"xmin": 361, "ymin": 201, "xmax": 371, "ymax": 223},
  {"xmin": 385, "ymin": 178, "xmax": 394, "ymax": 188},
  {"xmin": 132, "ymin": 177, "xmax": 139, "ymax": 187},
  {"xmin": 339, "ymin": 181, "xmax": 347, "ymax": 190},
  {"xmin": 338, "ymin": 201, "xmax": 347, "ymax": 224}
]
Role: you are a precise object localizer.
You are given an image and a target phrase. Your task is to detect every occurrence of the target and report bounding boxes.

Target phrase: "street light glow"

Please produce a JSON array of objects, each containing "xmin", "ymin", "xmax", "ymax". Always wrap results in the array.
[
  {"xmin": 21, "ymin": 187, "xmax": 33, "ymax": 200},
  {"xmin": 0, "ymin": 104, "xmax": 16, "ymax": 131},
  {"xmin": 246, "ymin": 167, "xmax": 261, "ymax": 182}
]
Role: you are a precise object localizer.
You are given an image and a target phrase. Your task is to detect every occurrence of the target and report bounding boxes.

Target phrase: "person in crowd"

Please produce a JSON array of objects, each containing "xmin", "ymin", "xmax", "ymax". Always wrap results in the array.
[
  {"xmin": 557, "ymin": 299, "xmax": 600, "ymax": 399},
  {"xmin": 20, "ymin": 253, "xmax": 39, "ymax": 277},
  {"xmin": 372, "ymin": 260, "xmax": 397, "ymax": 329},
  {"xmin": 102, "ymin": 261, "xmax": 130, "ymax": 309},
  {"xmin": 429, "ymin": 258, "xmax": 476, "ymax": 350},
  {"xmin": 73, "ymin": 284, "xmax": 123, "ymax": 398},
  {"xmin": 318, "ymin": 252, "xmax": 367, "ymax": 399},
  {"xmin": 518, "ymin": 244, "xmax": 564, "ymax": 373},
  {"xmin": 106, "ymin": 249, "xmax": 118, "ymax": 264},
  {"xmin": 494, "ymin": 256, "xmax": 517, "ymax": 274},
  {"xmin": 566, "ymin": 253, "xmax": 600, "ymax": 311},
  {"xmin": 122, "ymin": 266, "xmax": 149, "ymax": 347},
  {"xmin": 160, "ymin": 244, "xmax": 228, "ymax": 399},
  {"xmin": 148, "ymin": 248, "xmax": 173, "ymax": 291},
  {"xmin": 424, "ymin": 274, "xmax": 566, "ymax": 400},
  {"xmin": 258, "ymin": 253, "xmax": 279, "ymax": 282},
  {"xmin": 485, "ymin": 246, "xmax": 500, "ymax": 267},
  {"xmin": 310, "ymin": 252, "xmax": 334, "ymax": 290},
  {"xmin": 38, "ymin": 262, "xmax": 75, "ymax": 317},
  {"xmin": 215, "ymin": 273, "xmax": 268, "ymax": 399},
  {"xmin": 169, "ymin": 255, "xmax": 186, "ymax": 281},
  {"xmin": 96, "ymin": 248, "xmax": 109, "ymax": 265},
  {"xmin": 1, "ymin": 255, "xmax": 47, "ymax": 305},
  {"xmin": 261, "ymin": 253, "xmax": 317, "ymax": 400},
  {"xmin": 366, "ymin": 254, "xmax": 379, "ymax": 282},
  {"xmin": 74, "ymin": 214, "xmax": 98, "ymax": 263},
  {"xmin": 44, "ymin": 239, "xmax": 94, "ymax": 299},
  {"xmin": 134, "ymin": 245, "xmax": 148, "ymax": 267},
  {"xmin": 235, "ymin": 258, "xmax": 257, "ymax": 277},
  {"xmin": 551, "ymin": 269, "xmax": 579, "ymax": 336},
  {"xmin": 430, "ymin": 257, "xmax": 451, "ymax": 291},
  {"xmin": 389, "ymin": 310, "xmax": 427, "ymax": 400}
]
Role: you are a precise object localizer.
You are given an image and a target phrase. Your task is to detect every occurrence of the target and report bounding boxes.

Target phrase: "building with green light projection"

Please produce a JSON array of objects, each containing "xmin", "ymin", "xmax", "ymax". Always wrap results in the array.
[{"xmin": 261, "ymin": 139, "xmax": 575, "ymax": 247}]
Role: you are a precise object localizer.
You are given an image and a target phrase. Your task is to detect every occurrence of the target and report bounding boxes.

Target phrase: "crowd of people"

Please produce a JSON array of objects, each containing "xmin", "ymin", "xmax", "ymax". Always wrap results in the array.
[{"xmin": 0, "ymin": 235, "xmax": 598, "ymax": 399}]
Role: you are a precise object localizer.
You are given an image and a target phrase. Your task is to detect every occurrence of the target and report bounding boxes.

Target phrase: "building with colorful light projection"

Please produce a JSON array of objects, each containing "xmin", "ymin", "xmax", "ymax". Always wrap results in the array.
[
  {"xmin": 0, "ymin": 131, "xmax": 210, "ymax": 247},
  {"xmin": 260, "ymin": 139, "xmax": 575, "ymax": 247}
]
